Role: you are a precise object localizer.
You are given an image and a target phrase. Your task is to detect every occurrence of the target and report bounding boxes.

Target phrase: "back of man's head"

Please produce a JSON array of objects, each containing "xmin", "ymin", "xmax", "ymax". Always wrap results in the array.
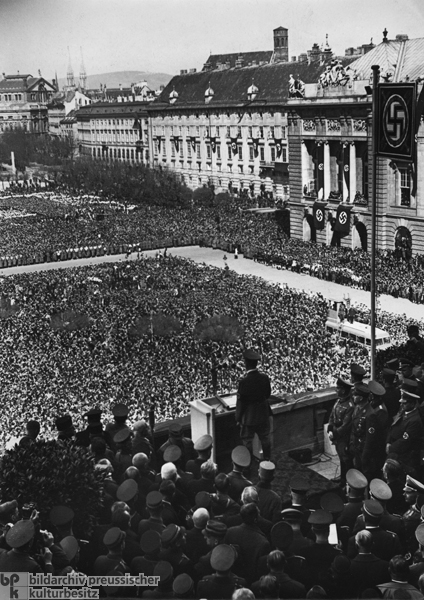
[
  {"xmin": 240, "ymin": 502, "xmax": 259, "ymax": 525},
  {"xmin": 214, "ymin": 473, "xmax": 230, "ymax": 493},
  {"xmin": 201, "ymin": 459, "xmax": 218, "ymax": 480},
  {"xmin": 111, "ymin": 509, "xmax": 131, "ymax": 530},
  {"xmin": 355, "ymin": 530, "xmax": 373, "ymax": 552},
  {"xmin": 267, "ymin": 549, "xmax": 286, "ymax": 572},
  {"xmin": 389, "ymin": 555, "xmax": 409, "ymax": 582},
  {"xmin": 241, "ymin": 486, "xmax": 258, "ymax": 505},
  {"xmin": 161, "ymin": 463, "xmax": 177, "ymax": 481}
]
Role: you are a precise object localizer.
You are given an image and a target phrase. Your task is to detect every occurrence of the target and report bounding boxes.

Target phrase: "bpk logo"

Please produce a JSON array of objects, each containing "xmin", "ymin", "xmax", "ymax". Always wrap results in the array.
[
  {"xmin": 383, "ymin": 94, "xmax": 409, "ymax": 148},
  {"xmin": 0, "ymin": 573, "xmax": 28, "ymax": 600}
]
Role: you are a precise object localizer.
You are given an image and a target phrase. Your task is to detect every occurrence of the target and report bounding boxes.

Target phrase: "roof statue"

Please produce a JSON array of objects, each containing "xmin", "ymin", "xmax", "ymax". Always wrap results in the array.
[{"xmin": 289, "ymin": 73, "xmax": 305, "ymax": 98}]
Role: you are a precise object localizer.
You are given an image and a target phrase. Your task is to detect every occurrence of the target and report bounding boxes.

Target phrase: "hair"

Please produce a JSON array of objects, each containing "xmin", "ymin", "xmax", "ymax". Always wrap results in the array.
[
  {"xmin": 267, "ymin": 549, "xmax": 286, "ymax": 571},
  {"xmin": 111, "ymin": 501, "xmax": 130, "ymax": 514},
  {"xmin": 258, "ymin": 575, "xmax": 279, "ymax": 598},
  {"xmin": 201, "ymin": 459, "xmax": 218, "ymax": 480},
  {"xmin": 389, "ymin": 555, "xmax": 409, "ymax": 581},
  {"xmin": 355, "ymin": 530, "xmax": 373, "ymax": 551},
  {"xmin": 241, "ymin": 486, "xmax": 259, "ymax": 504},
  {"xmin": 124, "ymin": 466, "xmax": 139, "ymax": 481},
  {"xmin": 192, "ymin": 508, "xmax": 209, "ymax": 529},
  {"xmin": 240, "ymin": 502, "xmax": 259, "ymax": 525},
  {"xmin": 111, "ymin": 509, "xmax": 131, "ymax": 530},
  {"xmin": 245, "ymin": 358, "xmax": 258, "ymax": 370},
  {"xmin": 90, "ymin": 437, "xmax": 107, "ymax": 455},
  {"xmin": 132, "ymin": 453, "xmax": 149, "ymax": 470},
  {"xmin": 306, "ymin": 585, "xmax": 328, "ymax": 599},
  {"xmin": 232, "ymin": 589, "xmax": 255, "ymax": 600},
  {"xmin": 160, "ymin": 480, "xmax": 176, "ymax": 499},
  {"xmin": 214, "ymin": 473, "xmax": 229, "ymax": 493},
  {"xmin": 383, "ymin": 459, "xmax": 403, "ymax": 481},
  {"xmin": 161, "ymin": 463, "xmax": 177, "ymax": 481},
  {"xmin": 418, "ymin": 573, "xmax": 424, "ymax": 593}
]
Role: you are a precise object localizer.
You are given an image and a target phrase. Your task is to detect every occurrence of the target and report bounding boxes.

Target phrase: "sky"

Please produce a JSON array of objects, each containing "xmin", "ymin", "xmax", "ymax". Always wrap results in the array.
[{"xmin": 1, "ymin": 0, "xmax": 424, "ymax": 80}]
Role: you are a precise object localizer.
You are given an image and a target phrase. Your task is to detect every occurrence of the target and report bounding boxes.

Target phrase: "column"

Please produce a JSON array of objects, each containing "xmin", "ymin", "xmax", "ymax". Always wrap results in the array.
[
  {"xmin": 324, "ymin": 141, "xmax": 331, "ymax": 200},
  {"xmin": 349, "ymin": 142, "xmax": 357, "ymax": 202},
  {"xmin": 301, "ymin": 141, "xmax": 309, "ymax": 194}
]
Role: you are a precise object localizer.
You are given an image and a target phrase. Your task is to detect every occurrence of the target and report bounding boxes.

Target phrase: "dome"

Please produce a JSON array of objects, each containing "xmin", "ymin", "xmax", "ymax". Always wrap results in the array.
[
  {"xmin": 169, "ymin": 87, "xmax": 179, "ymax": 103},
  {"xmin": 247, "ymin": 83, "xmax": 259, "ymax": 95}
]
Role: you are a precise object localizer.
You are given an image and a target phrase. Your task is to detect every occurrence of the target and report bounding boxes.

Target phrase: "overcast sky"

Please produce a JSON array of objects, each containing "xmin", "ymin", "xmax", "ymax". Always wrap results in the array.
[{"xmin": 1, "ymin": 0, "xmax": 424, "ymax": 79}]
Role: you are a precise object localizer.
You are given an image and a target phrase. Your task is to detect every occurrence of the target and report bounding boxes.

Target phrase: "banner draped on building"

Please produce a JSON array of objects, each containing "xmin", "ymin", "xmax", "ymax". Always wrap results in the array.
[
  {"xmin": 275, "ymin": 139, "xmax": 282, "ymax": 158},
  {"xmin": 342, "ymin": 143, "xmax": 350, "ymax": 201},
  {"xmin": 173, "ymin": 137, "xmax": 180, "ymax": 152},
  {"xmin": 252, "ymin": 138, "xmax": 260, "ymax": 156},
  {"xmin": 230, "ymin": 138, "xmax": 238, "ymax": 155},
  {"xmin": 157, "ymin": 136, "xmax": 162, "ymax": 152},
  {"xmin": 313, "ymin": 201, "xmax": 327, "ymax": 230},
  {"xmin": 315, "ymin": 143, "xmax": 324, "ymax": 200},
  {"xmin": 190, "ymin": 137, "xmax": 197, "ymax": 152},
  {"xmin": 210, "ymin": 137, "xmax": 216, "ymax": 153},
  {"xmin": 335, "ymin": 205, "xmax": 352, "ymax": 236}
]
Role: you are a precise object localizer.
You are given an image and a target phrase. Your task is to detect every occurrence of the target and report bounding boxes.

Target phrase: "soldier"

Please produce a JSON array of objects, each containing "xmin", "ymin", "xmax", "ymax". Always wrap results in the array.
[
  {"xmin": 350, "ymin": 363, "xmax": 367, "ymax": 384},
  {"xmin": 158, "ymin": 422, "xmax": 196, "ymax": 470},
  {"xmin": 105, "ymin": 403, "xmax": 130, "ymax": 439},
  {"xmin": 327, "ymin": 377, "xmax": 354, "ymax": 483},
  {"xmin": 196, "ymin": 544, "xmax": 246, "ymax": 599},
  {"xmin": 254, "ymin": 461, "xmax": 282, "ymax": 523},
  {"xmin": 369, "ymin": 380, "xmax": 390, "ymax": 478},
  {"xmin": 348, "ymin": 383, "xmax": 378, "ymax": 481},
  {"xmin": 401, "ymin": 475, "xmax": 424, "ymax": 556},
  {"xmin": 336, "ymin": 468, "xmax": 368, "ymax": 533},
  {"xmin": 352, "ymin": 478, "xmax": 404, "ymax": 541},
  {"xmin": 386, "ymin": 387, "xmax": 424, "ymax": 476},
  {"xmin": 227, "ymin": 446, "xmax": 252, "ymax": 503},
  {"xmin": 186, "ymin": 435, "xmax": 213, "ymax": 479},
  {"xmin": 381, "ymin": 368, "xmax": 401, "ymax": 422}
]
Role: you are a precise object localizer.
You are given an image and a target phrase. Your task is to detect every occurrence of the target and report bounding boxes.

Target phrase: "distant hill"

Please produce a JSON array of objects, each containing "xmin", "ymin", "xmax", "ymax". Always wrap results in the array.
[{"xmin": 58, "ymin": 71, "xmax": 173, "ymax": 91}]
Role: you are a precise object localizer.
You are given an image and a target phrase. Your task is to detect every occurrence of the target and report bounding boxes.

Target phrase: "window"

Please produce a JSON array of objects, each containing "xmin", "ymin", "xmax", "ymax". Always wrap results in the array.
[
  {"xmin": 237, "ymin": 126, "xmax": 242, "ymax": 138},
  {"xmin": 206, "ymin": 143, "xmax": 211, "ymax": 159},
  {"xmin": 227, "ymin": 143, "xmax": 232, "ymax": 159},
  {"xmin": 196, "ymin": 126, "xmax": 200, "ymax": 136},
  {"xmin": 249, "ymin": 146, "xmax": 254, "ymax": 160},
  {"xmin": 216, "ymin": 144, "xmax": 221, "ymax": 159},
  {"xmin": 238, "ymin": 145, "xmax": 243, "ymax": 160},
  {"xmin": 282, "ymin": 147, "xmax": 287, "ymax": 162},
  {"xmin": 226, "ymin": 126, "xmax": 230, "ymax": 138},
  {"xmin": 399, "ymin": 168, "xmax": 411, "ymax": 206},
  {"xmin": 206, "ymin": 126, "xmax": 210, "ymax": 137},
  {"xmin": 196, "ymin": 143, "xmax": 201, "ymax": 159},
  {"xmin": 187, "ymin": 141, "xmax": 191, "ymax": 158},
  {"xmin": 271, "ymin": 147, "xmax": 276, "ymax": 162},
  {"xmin": 248, "ymin": 127, "xmax": 253, "ymax": 138},
  {"xmin": 281, "ymin": 126, "xmax": 286, "ymax": 139},
  {"xmin": 259, "ymin": 126, "xmax": 264, "ymax": 138},
  {"xmin": 171, "ymin": 142, "xmax": 175, "ymax": 158},
  {"xmin": 260, "ymin": 147, "xmax": 265, "ymax": 161},
  {"xmin": 154, "ymin": 140, "xmax": 158, "ymax": 155}
]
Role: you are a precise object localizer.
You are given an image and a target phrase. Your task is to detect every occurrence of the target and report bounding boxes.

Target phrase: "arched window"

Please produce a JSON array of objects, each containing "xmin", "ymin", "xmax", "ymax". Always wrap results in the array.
[{"xmin": 395, "ymin": 226, "xmax": 412, "ymax": 260}]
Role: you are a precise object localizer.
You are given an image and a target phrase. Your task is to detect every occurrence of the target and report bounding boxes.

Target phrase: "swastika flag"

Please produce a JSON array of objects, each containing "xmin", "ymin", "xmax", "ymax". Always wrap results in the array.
[
  {"xmin": 313, "ymin": 201, "xmax": 327, "ymax": 230},
  {"xmin": 335, "ymin": 204, "xmax": 352, "ymax": 235},
  {"xmin": 377, "ymin": 83, "xmax": 416, "ymax": 161}
]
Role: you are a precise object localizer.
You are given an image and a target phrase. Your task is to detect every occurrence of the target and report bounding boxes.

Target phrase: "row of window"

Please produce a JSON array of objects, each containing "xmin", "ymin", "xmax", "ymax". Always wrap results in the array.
[
  {"xmin": 153, "ymin": 125, "xmax": 286, "ymax": 139},
  {"xmin": 92, "ymin": 146, "xmax": 149, "ymax": 161},
  {"xmin": 92, "ymin": 118, "xmax": 148, "ymax": 127},
  {"xmin": 154, "ymin": 140, "xmax": 287, "ymax": 162},
  {"xmin": 0, "ymin": 94, "xmax": 23, "ymax": 102}
]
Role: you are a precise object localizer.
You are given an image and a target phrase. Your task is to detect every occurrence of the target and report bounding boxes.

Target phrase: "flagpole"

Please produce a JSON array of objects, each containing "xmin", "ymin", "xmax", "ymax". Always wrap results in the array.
[{"xmin": 370, "ymin": 64, "xmax": 380, "ymax": 380}]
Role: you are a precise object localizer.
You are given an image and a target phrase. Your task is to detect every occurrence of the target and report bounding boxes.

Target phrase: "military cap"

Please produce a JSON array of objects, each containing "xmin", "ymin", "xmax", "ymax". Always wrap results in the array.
[
  {"xmin": 117, "ymin": 479, "xmax": 138, "ymax": 502},
  {"xmin": 281, "ymin": 508, "xmax": 304, "ymax": 522},
  {"xmin": 351, "ymin": 363, "xmax": 366, "ymax": 376},
  {"xmin": 210, "ymin": 544, "xmax": 236, "ymax": 571},
  {"xmin": 153, "ymin": 561, "xmax": 173, "ymax": 585},
  {"xmin": 87, "ymin": 422, "xmax": 103, "ymax": 436},
  {"xmin": 401, "ymin": 389, "xmax": 420, "ymax": 401},
  {"xmin": 320, "ymin": 492, "xmax": 344, "ymax": 514},
  {"xmin": 370, "ymin": 479, "xmax": 392, "ymax": 502},
  {"xmin": 336, "ymin": 377, "xmax": 354, "ymax": 389},
  {"xmin": 146, "ymin": 491, "xmax": 163, "ymax": 510},
  {"xmin": 270, "ymin": 521, "xmax": 294, "ymax": 551},
  {"xmin": 163, "ymin": 444, "xmax": 182, "ymax": 463},
  {"xmin": 259, "ymin": 461, "xmax": 275, "ymax": 480},
  {"xmin": 368, "ymin": 380, "xmax": 386, "ymax": 396},
  {"xmin": 60, "ymin": 536, "xmax": 79, "ymax": 561},
  {"xmin": 308, "ymin": 510, "xmax": 332, "ymax": 527},
  {"xmin": 403, "ymin": 378, "xmax": 419, "ymax": 389},
  {"xmin": 113, "ymin": 427, "xmax": 132, "ymax": 444},
  {"xmin": 202, "ymin": 520, "xmax": 227, "ymax": 539},
  {"xmin": 103, "ymin": 527, "xmax": 126, "ymax": 548},
  {"xmin": 290, "ymin": 475, "xmax": 309, "ymax": 493},
  {"xmin": 243, "ymin": 348, "xmax": 261, "ymax": 361},
  {"xmin": 169, "ymin": 422, "xmax": 183, "ymax": 437},
  {"xmin": 382, "ymin": 368, "xmax": 396, "ymax": 381},
  {"xmin": 161, "ymin": 524, "xmax": 185, "ymax": 546},
  {"xmin": 112, "ymin": 403, "xmax": 128, "ymax": 418},
  {"xmin": 50, "ymin": 505, "xmax": 75, "ymax": 527},
  {"xmin": 354, "ymin": 382, "xmax": 370, "ymax": 397},
  {"xmin": 404, "ymin": 475, "xmax": 424, "ymax": 494},
  {"xmin": 194, "ymin": 434, "xmax": 213, "ymax": 452},
  {"xmin": 84, "ymin": 407, "xmax": 102, "ymax": 419},
  {"xmin": 416, "ymin": 523, "xmax": 424, "ymax": 546},
  {"xmin": 408, "ymin": 325, "xmax": 420, "ymax": 335},
  {"xmin": 332, "ymin": 555, "xmax": 351, "ymax": 574},
  {"xmin": 0, "ymin": 499, "xmax": 18, "ymax": 516},
  {"xmin": 231, "ymin": 445, "xmax": 251, "ymax": 468},
  {"xmin": 173, "ymin": 574, "xmax": 194, "ymax": 597},
  {"xmin": 386, "ymin": 358, "xmax": 399, "ymax": 370},
  {"xmin": 399, "ymin": 358, "xmax": 415, "ymax": 368},
  {"xmin": 195, "ymin": 491, "xmax": 212, "ymax": 509},
  {"xmin": 363, "ymin": 499, "xmax": 384, "ymax": 518},
  {"xmin": 55, "ymin": 415, "xmax": 73, "ymax": 432},
  {"xmin": 6, "ymin": 520, "xmax": 35, "ymax": 548},
  {"xmin": 140, "ymin": 530, "xmax": 161, "ymax": 554}
]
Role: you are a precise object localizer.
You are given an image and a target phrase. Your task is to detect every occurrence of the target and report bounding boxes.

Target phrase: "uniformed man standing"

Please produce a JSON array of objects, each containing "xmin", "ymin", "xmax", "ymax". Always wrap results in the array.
[
  {"xmin": 349, "ymin": 383, "xmax": 379, "ymax": 481},
  {"xmin": 327, "ymin": 377, "xmax": 354, "ymax": 483},
  {"xmin": 235, "ymin": 348, "xmax": 272, "ymax": 460},
  {"xmin": 401, "ymin": 475, "xmax": 424, "ymax": 556}
]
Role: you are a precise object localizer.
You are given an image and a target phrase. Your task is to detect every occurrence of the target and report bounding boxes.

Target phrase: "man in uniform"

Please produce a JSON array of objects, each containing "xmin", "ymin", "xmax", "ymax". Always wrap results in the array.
[
  {"xmin": 368, "ymin": 380, "xmax": 390, "ymax": 478},
  {"xmin": 158, "ymin": 422, "xmax": 196, "ymax": 470},
  {"xmin": 336, "ymin": 468, "xmax": 368, "ymax": 533},
  {"xmin": 401, "ymin": 474, "xmax": 424, "ymax": 556},
  {"xmin": 349, "ymin": 383, "xmax": 379, "ymax": 481},
  {"xmin": 235, "ymin": 348, "xmax": 272, "ymax": 460},
  {"xmin": 186, "ymin": 434, "xmax": 213, "ymax": 479},
  {"xmin": 196, "ymin": 544, "xmax": 246, "ymax": 599},
  {"xmin": 327, "ymin": 377, "xmax": 354, "ymax": 483},
  {"xmin": 105, "ymin": 403, "xmax": 130, "ymax": 440},
  {"xmin": 386, "ymin": 387, "xmax": 424, "ymax": 476},
  {"xmin": 254, "ymin": 461, "xmax": 282, "ymax": 523},
  {"xmin": 227, "ymin": 446, "xmax": 252, "ymax": 502},
  {"xmin": 351, "ymin": 363, "xmax": 366, "ymax": 384},
  {"xmin": 381, "ymin": 367, "xmax": 401, "ymax": 422}
]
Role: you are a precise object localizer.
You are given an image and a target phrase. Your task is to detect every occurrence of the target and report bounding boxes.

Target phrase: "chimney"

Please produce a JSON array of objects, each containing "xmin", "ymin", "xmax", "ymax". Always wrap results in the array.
[
  {"xmin": 119, "ymin": 83, "xmax": 122, "ymax": 91},
  {"xmin": 203, "ymin": 61, "xmax": 213, "ymax": 71},
  {"xmin": 291, "ymin": 56, "xmax": 297, "ymax": 62},
  {"xmin": 235, "ymin": 54, "xmax": 245, "ymax": 68},
  {"xmin": 190, "ymin": 68, "xmax": 197, "ymax": 73},
  {"xmin": 396, "ymin": 34, "xmax": 409, "ymax": 41},
  {"xmin": 180, "ymin": 69, "xmax": 188, "ymax": 75},
  {"xmin": 226, "ymin": 60, "xmax": 231, "ymax": 69}
]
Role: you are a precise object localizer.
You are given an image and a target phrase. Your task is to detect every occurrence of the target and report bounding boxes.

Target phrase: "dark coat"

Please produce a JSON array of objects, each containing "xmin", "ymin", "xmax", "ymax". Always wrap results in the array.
[
  {"xmin": 349, "ymin": 553, "xmax": 390, "ymax": 596},
  {"xmin": 387, "ymin": 408, "xmax": 424, "ymax": 473},
  {"xmin": 347, "ymin": 527, "xmax": 402, "ymax": 562},
  {"xmin": 235, "ymin": 369, "xmax": 271, "ymax": 426},
  {"xmin": 225, "ymin": 523, "xmax": 271, "ymax": 583}
]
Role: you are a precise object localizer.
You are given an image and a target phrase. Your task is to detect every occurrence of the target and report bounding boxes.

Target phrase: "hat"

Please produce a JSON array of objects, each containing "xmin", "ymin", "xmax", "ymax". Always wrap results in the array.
[
  {"xmin": 146, "ymin": 491, "xmax": 163, "ymax": 510},
  {"xmin": 195, "ymin": 491, "xmax": 211, "ymax": 509},
  {"xmin": 290, "ymin": 475, "xmax": 309, "ymax": 493},
  {"xmin": 6, "ymin": 520, "xmax": 35, "ymax": 548},
  {"xmin": 60, "ymin": 536, "xmax": 79, "ymax": 561},
  {"xmin": 0, "ymin": 499, "xmax": 18, "ymax": 516},
  {"xmin": 117, "ymin": 479, "xmax": 138, "ymax": 502},
  {"xmin": 368, "ymin": 380, "xmax": 386, "ymax": 396},
  {"xmin": 401, "ymin": 389, "xmax": 420, "ymax": 401},
  {"xmin": 168, "ymin": 422, "xmax": 183, "ymax": 438},
  {"xmin": 270, "ymin": 521, "xmax": 294, "ymax": 551},
  {"xmin": 363, "ymin": 499, "xmax": 384, "ymax": 518},
  {"xmin": 231, "ymin": 445, "xmax": 251, "ymax": 468},
  {"xmin": 354, "ymin": 382, "xmax": 370, "ymax": 397},
  {"xmin": 140, "ymin": 530, "xmax": 161, "ymax": 554},
  {"xmin": 346, "ymin": 469, "xmax": 368, "ymax": 491},
  {"xmin": 55, "ymin": 415, "xmax": 73, "ymax": 432},
  {"xmin": 281, "ymin": 508, "xmax": 304, "ymax": 522},
  {"xmin": 161, "ymin": 524, "xmax": 185, "ymax": 546},
  {"xmin": 336, "ymin": 377, "xmax": 354, "ymax": 389},
  {"xmin": 173, "ymin": 574, "xmax": 194, "ymax": 597},
  {"xmin": 112, "ymin": 403, "xmax": 128, "ymax": 418},
  {"xmin": 399, "ymin": 358, "xmax": 414, "ymax": 369},
  {"xmin": 87, "ymin": 422, "xmax": 103, "ymax": 436},
  {"xmin": 382, "ymin": 368, "xmax": 396, "ymax": 382},
  {"xmin": 243, "ymin": 348, "xmax": 261, "ymax": 361},
  {"xmin": 369, "ymin": 479, "xmax": 392, "ymax": 502},
  {"xmin": 351, "ymin": 363, "xmax": 366, "ymax": 376},
  {"xmin": 332, "ymin": 555, "xmax": 351, "ymax": 575},
  {"xmin": 103, "ymin": 527, "xmax": 126, "ymax": 548},
  {"xmin": 416, "ymin": 523, "xmax": 424, "ymax": 546},
  {"xmin": 50, "ymin": 506, "xmax": 75, "ymax": 527},
  {"xmin": 404, "ymin": 475, "xmax": 424, "ymax": 494},
  {"xmin": 210, "ymin": 544, "xmax": 236, "ymax": 571},
  {"xmin": 153, "ymin": 561, "xmax": 173, "ymax": 585},
  {"xmin": 84, "ymin": 407, "xmax": 102, "ymax": 419},
  {"xmin": 113, "ymin": 427, "xmax": 132, "ymax": 444},
  {"xmin": 202, "ymin": 520, "xmax": 227, "ymax": 539},
  {"xmin": 194, "ymin": 434, "xmax": 213, "ymax": 452},
  {"xmin": 163, "ymin": 445, "xmax": 182, "ymax": 463},
  {"xmin": 386, "ymin": 358, "xmax": 399, "ymax": 370},
  {"xmin": 259, "ymin": 461, "xmax": 275, "ymax": 480},
  {"xmin": 320, "ymin": 493, "xmax": 344, "ymax": 514},
  {"xmin": 308, "ymin": 510, "xmax": 333, "ymax": 527}
]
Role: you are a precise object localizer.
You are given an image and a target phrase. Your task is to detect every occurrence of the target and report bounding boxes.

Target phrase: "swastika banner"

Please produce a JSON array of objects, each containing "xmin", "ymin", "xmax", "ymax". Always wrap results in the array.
[
  {"xmin": 335, "ymin": 204, "xmax": 352, "ymax": 236},
  {"xmin": 377, "ymin": 83, "xmax": 416, "ymax": 161},
  {"xmin": 313, "ymin": 201, "xmax": 327, "ymax": 230}
]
